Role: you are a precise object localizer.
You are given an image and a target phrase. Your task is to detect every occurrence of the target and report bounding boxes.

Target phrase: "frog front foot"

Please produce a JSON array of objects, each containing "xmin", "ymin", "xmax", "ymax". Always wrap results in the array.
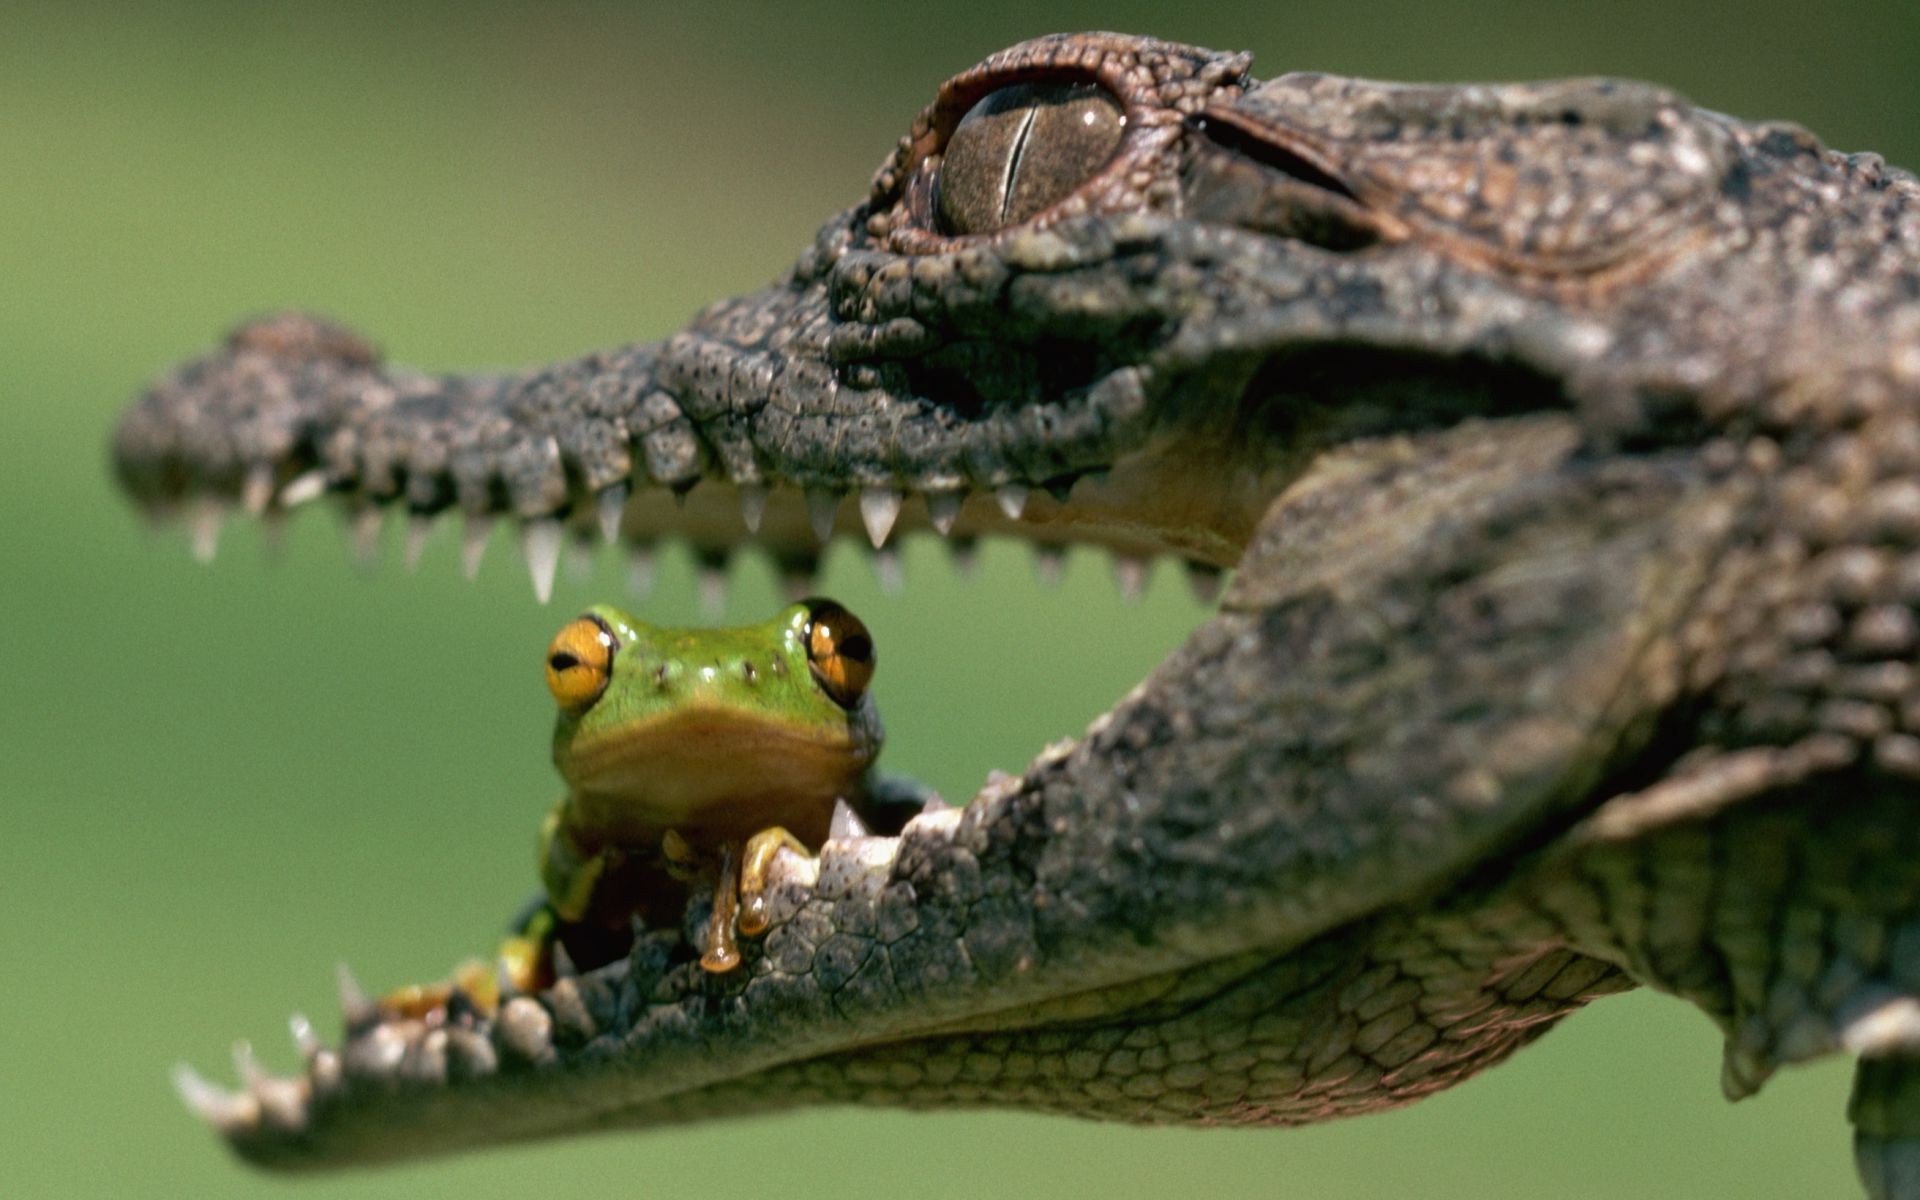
[{"xmin": 698, "ymin": 824, "xmax": 812, "ymax": 973}]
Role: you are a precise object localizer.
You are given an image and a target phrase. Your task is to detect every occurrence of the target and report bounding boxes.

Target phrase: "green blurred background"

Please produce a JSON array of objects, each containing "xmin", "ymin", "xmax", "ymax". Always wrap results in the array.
[{"xmin": 7, "ymin": 1, "xmax": 1918, "ymax": 1195}]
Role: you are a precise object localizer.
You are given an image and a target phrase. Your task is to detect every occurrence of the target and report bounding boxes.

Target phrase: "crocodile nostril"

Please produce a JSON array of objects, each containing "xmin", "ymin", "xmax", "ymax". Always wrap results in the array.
[{"xmin": 935, "ymin": 82, "xmax": 1124, "ymax": 236}]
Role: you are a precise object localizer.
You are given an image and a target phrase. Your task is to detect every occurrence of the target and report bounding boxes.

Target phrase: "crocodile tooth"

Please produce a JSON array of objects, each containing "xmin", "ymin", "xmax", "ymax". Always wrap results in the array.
[
  {"xmin": 1842, "ymin": 996, "xmax": 1920, "ymax": 1056},
  {"xmin": 738, "ymin": 482, "xmax": 769, "ymax": 534},
  {"xmin": 259, "ymin": 510, "xmax": 289, "ymax": 560},
  {"xmin": 1044, "ymin": 476, "xmax": 1076, "ymax": 503},
  {"xmin": 349, "ymin": 505, "xmax": 384, "ymax": 569},
  {"xmin": 170, "ymin": 1063, "xmax": 258, "ymax": 1131},
  {"xmin": 402, "ymin": 514, "xmax": 435, "ymax": 572},
  {"xmin": 446, "ymin": 1027, "xmax": 498, "ymax": 1080},
  {"xmin": 188, "ymin": 498, "xmax": 226, "ymax": 564},
  {"xmin": 595, "ymin": 483, "xmax": 628, "ymax": 543},
  {"xmin": 1113, "ymin": 554, "xmax": 1150, "ymax": 602},
  {"xmin": 494, "ymin": 997, "xmax": 554, "ymax": 1066},
  {"xmin": 550, "ymin": 939, "xmax": 578, "ymax": 980},
  {"xmin": 232, "ymin": 1039, "xmax": 268, "ymax": 1088},
  {"xmin": 495, "ymin": 957, "xmax": 521, "ymax": 1002},
  {"xmin": 859, "ymin": 487, "xmax": 902, "ymax": 548},
  {"xmin": 565, "ymin": 537, "xmax": 596, "ymax": 584},
  {"xmin": 626, "ymin": 545, "xmax": 656, "ymax": 600},
  {"xmin": 805, "ymin": 487, "xmax": 841, "ymax": 544},
  {"xmin": 1857, "ymin": 1134, "xmax": 1920, "ymax": 1200},
  {"xmin": 1185, "ymin": 561, "xmax": 1224, "ymax": 603},
  {"xmin": 699, "ymin": 565, "xmax": 729, "ymax": 619},
  {"xmin": 949, "ymin": 536, "xmax": 979, "ymax": 579},
  {"xmin": 925, "ymin": 490, "xmax": 964, "ymax": 536},
  {"xmin": 520, "ymin": 517, "xmax": 563, "ymax": 605},
  {"xmin": 775, "ymin": 551, "xmax": 820, "ymax": 602},
  {"xmin": 289, "ymin": 1012, "xmax": 321, "ymax": 1061},
  {"xmin": 278, "ymin": 469, "xmax": 328, "ymax": 508},
  {"xmin": 403, "ymin": 1027, "xmax": 450, "ymax": 1086},
  {"xmin": 829, "ymin": 797, "xmax": 870, "ymax": 839},
  {"xmin": 252, "ymin": 1068, "xmax": 312, "ymax": 1133},
  {"xmin": 346, "ymin": 1020, "xmax": 408, "ymax": 1081},
  {"xmin": 1034, "ymin": 545, "xmax": 1065, "ymax": 588},
  {"xmin": 460, "ymin": 515, "xmax": 493, "ymax": 581},
  {"xmin": 335, "ymin": 962, "xmax": 374, "ymax": 1026},
  {"xmin": 242, "ymin": 463, "xmax": 276, "ymax": 516},
  {"xmin": 996, "ymin": 483, "xmax": 1029, "ymax": 520},
  {"xmin": 872, "ymin": 546, "xmax": 904, "ymax": 594}
]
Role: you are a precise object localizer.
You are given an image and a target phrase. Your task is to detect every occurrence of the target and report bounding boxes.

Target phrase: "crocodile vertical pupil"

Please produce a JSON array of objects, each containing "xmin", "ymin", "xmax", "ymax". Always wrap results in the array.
[{"xmin": 935, "ymin": 82, "xmax": 1124, "ymax": 236}]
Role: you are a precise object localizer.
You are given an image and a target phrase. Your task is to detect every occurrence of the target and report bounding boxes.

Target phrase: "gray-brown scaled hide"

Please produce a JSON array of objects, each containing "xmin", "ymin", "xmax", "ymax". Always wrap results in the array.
[{"xmin": 116, "ymin": 32, "xmax": 1920, "ymax": 1199}]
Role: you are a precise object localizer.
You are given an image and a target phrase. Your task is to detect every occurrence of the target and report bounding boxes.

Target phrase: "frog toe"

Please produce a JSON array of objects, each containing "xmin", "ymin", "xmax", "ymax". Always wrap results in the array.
[{"xmin": 737, "ymin": 825, "xmax": 813, "ymax": 938}]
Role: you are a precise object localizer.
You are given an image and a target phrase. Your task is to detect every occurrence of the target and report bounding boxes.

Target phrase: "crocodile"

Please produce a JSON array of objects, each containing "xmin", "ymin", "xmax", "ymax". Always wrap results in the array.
[{"xmin": 114, "ymin": 31, "xmax": 1920, "ymax": 1198}]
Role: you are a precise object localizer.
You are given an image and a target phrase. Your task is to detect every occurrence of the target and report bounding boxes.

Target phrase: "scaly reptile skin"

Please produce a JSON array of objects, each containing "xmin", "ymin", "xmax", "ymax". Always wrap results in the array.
[{"xmin": 115, "ymin": 32, "xmax": 1920, "ymax": 1198}]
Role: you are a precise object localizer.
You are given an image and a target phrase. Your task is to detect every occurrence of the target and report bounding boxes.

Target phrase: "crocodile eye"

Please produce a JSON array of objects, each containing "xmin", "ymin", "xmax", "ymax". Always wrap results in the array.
[
  {"xmin": 802, "ymin": 599, "xmax": 875, "ymax": 709},
  {"xmin": 935, "ymin": 82, "xmax": 1124, "ymax": 236},
  {"xmin": 545, "ymin": 616, "xmax": 617, "ymax": 714}
]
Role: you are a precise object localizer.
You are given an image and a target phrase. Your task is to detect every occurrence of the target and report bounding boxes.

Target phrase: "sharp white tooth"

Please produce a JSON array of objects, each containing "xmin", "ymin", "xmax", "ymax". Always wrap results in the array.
[
  {"xmin": 260, "ymin": 510, "xmax": 288, "ymax": 561},
  {"xmin": 859, "ymin": 487, "xmax": 903, "ymax": 549},
  {"xmin": 460, "ymin": 515, "xmax": 493, "ymax": 580},
  {"xmin": 872, "ymin": 546, "xmax": 904, "ymax": 594},
  {"xmin": 335, "ymin": 962, "xmax": 373, "ymax": 1025},
  {"xmin": 279, "ymin": 470, "xmax": 328, "ymax": 508},
  {"xmin": 595, "ymin": 484, "xmax": 628, "ymax": 543},
  {"xmin": 403, "ymin": 515, "xmax": 435, "ymax": 572},
  {"xmin": 828, "ymin": 798, "xmax": 870, "ymax": 840},
  {"xmin": 188, "ymin": 498, "xmax": 226, "ymax": 564},
  {"xmin": 925, "ymin": 490, "xmax": 964, "ymax": 536},
  {"xmin": 996, "ymin": 483, "xmax": 1029, "ymax": 521},
  {"xmin": 1034, "ymin": 545, "xmax": 1065, "ymax": 588},
  {"xmin": 699, "ymin": 566, "xmax": 729, "ymax": 619},
  {"xmin": 242, "ymin": 464, "xmax": 275, "ymax": 516},
  {"xmin": 565, "ymin": 539, "xmax": 595, "ymax": 584},
  {"xmin": 520, "ymin": 518, "xmax": 563, "ymax": 605},
  {"xmin": 806, "ymin": 487, "xmax": 840, "ymax": 544},
  {"xmin": 350, "ymin": 506, "xmax": 383, "ymax": 568},
  {"xmin": 171, "ymin": 1064, "xmax": 258, "ymax": 1130},
  {"xmin": 738, "ymin": 483, "xmax": 769, "ymax": 534},
  {"xmin": 232, "ymin": 1040, "xmax": 268, "ymax": 1088},
  {"xmin": 949, "ymin": 538, "xmax": 979, "ymax": 579},
  {"xmin": 1185, "ymin": 562, "xmax": 1224, "ymax": 603},
  {"xmin": 1114, "ymin": 554, "xmax": 1150, "ymax": 602},
  {"xmin": 289, "ymin": 1012, "xmax": 321, "ymax": 1061},
  {"xmin": 626, "ymin": 546, "xmax": 656, "ymax": 600}
]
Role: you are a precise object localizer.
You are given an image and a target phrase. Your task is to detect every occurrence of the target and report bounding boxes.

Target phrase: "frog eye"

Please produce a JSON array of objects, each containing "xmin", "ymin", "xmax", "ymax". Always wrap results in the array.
[
  {"xmin": 545, "ymin": 616, "xmax": 618, "ymax": 714},
  {"xmin": 802, "ymin": 599, "xmax": 875, "ymax": 709},
  {"xmin": 935, "ymin": 82, "xmax": 1125, "ymax": 237}
]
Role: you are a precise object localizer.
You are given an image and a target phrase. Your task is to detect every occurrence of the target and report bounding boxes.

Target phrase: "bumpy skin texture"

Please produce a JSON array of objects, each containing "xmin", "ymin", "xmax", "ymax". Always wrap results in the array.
[{"xmin": 122, "ymin": 32, "xmax": 1920, "ymax": 1197}]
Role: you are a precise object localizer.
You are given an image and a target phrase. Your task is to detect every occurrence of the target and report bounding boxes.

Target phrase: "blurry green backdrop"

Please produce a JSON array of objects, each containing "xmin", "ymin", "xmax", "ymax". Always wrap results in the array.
[{"xmin": 7, "ymin": 1, "xmax": 1919, "ymax": 1196}]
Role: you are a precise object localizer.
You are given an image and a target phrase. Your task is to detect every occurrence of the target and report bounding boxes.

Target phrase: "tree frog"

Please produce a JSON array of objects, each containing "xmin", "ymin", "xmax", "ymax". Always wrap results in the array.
[{"xmin": 385, "ymin": 598, "xmax": 901, "ymax": 1016}]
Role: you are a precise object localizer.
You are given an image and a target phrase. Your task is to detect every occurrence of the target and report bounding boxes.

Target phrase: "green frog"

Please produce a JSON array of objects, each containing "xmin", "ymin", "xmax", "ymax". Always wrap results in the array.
[{"xmin": 386, "ymin": 598, "xmax": 901, "ymax": 1016}]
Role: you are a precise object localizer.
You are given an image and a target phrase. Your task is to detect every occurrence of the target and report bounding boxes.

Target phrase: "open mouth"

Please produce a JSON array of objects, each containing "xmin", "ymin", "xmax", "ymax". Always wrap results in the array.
[{"xmin": 126, "ymin": 26, "xmax": 1754, "ymax": 1174}]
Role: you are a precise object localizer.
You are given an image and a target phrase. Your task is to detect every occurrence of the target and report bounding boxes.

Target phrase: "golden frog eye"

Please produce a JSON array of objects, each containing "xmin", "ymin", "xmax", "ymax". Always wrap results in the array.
[
  {"xmin": 935, "ymin": 81, "xmax": 1124, "ymax": 237},
  {"xmin": 545, "ymin": 616, "xmax": 618, "ymax": 714},
  {"xmin": 803, "ymin": 599, "xmax": 875, "ymax": 709}
]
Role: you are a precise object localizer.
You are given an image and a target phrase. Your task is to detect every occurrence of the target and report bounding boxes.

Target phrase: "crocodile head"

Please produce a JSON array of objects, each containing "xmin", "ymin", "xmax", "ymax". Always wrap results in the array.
[
  {"xmin": 114, "ymin": 33, "xmax": 1786, "ymax": 594},
  {"xmin": 120, "ymin": 32, "xmax": 1920, "ymax": 1190}
]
